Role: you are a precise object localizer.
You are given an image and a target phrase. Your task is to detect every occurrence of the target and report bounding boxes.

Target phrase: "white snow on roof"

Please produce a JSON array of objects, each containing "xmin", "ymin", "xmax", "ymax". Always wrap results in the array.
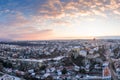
[{"xmin": 0, "ymin": 74, "xmax": 21, "ymax": 80}]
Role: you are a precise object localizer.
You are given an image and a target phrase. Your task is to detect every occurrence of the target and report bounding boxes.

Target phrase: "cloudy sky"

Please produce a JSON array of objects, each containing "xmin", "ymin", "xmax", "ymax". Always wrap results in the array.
[{"xmin": 0, "ymin": 0, "xmax": 120, "ymax": 40}]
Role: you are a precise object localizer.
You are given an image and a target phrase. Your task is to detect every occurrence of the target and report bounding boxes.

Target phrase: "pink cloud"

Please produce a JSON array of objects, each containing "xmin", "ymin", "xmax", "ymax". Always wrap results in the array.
[
  {"xmin": 38, "ymin": 0, "xmax": 120, "ymax": 19},
  {"xmin": 52, "ymin": 20, "xmax": 71, "ymax": 26},
  {"xmin": 13, "ymin": 29, "xmax": 54, "ymax": 40}
]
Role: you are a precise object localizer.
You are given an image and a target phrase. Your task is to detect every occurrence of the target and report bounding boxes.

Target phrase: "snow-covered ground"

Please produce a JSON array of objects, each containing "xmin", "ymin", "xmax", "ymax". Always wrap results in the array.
[{"xmin": 10, "ymin": 56, "xmax": 65, "ymax": 62}]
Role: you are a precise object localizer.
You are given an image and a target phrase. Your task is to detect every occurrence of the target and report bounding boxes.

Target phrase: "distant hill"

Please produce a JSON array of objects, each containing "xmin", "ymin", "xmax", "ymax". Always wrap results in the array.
[
  {"xmin": 96, "ymin": 36, "xmax": 120, "ymax": 39},
  {"xmin": 0, "ymin": 38, "xmax": 12, "ymax": 41}
]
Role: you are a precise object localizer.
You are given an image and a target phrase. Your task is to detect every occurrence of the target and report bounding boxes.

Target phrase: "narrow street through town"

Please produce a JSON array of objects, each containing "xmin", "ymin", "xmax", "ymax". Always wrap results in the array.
[{"xmin": 108, "ymin": 56, "xmax": 118, "ymax": 80}]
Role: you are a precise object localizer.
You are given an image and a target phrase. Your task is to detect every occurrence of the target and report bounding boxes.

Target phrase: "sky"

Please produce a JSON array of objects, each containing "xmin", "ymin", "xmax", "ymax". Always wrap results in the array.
[{"xmin": 0, "ymin": 0, "xmax": 120, "ymax": 40}]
